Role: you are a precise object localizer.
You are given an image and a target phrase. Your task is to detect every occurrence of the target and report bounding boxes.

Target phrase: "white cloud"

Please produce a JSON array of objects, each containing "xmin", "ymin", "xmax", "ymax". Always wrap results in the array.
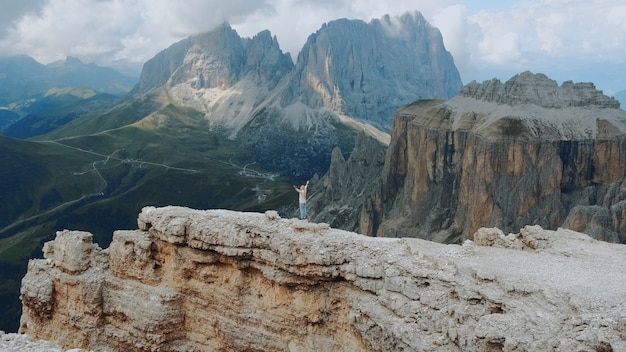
[
  {"xmin": 0, "ymin": 0, "xmax": 271, "ymax": 66},
  {"xmin": 0, "ymin": 0, "xmax": 624, "ymax": 92},
  {"xmin": 430, "ymin": 5, "xmax": 470, "ymax": 71},
  {"xmin": 449, "ymin": 0, "xmax": 626, "ymax": 91},
  {"xmin": 229, "ymin": 0, "xmax": 454, "ymax": 58},
  {"xmin": 468, "ymin": 8, "xmax": 526, "ymax": 67},
  {"xmin": 469, "ymin": 1, "xmax": 626, "ymax": 64}
]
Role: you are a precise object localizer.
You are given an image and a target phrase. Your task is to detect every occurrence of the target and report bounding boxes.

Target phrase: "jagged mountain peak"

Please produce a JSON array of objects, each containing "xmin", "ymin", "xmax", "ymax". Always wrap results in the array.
[
  {"xmin": 288, "ymin": 11, "xmax": 462, "ymax": 132},
  {"xmin": 132, "ymin": 22, "xmax": 292, "ymax": 139},
  {"xmin": 129, "ymin": 12, "xmax": 462, "ymax": 179},
  {"xmin": 46, "ymin": 56, "xmax": 85, "ymax": 68},
  {"xmin": 168, "ymin": 23, "xmax": 247, "ymax": 89},
  {"xmin": 134, "ymin": 22, "xmax": 293, "ymax": 95}
]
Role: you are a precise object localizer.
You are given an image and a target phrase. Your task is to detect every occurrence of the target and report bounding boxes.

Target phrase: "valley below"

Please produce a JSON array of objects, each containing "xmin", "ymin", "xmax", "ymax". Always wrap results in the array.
[{"xmin": 0, "ymin": 100, "xmax": 296, "ymax": 333}]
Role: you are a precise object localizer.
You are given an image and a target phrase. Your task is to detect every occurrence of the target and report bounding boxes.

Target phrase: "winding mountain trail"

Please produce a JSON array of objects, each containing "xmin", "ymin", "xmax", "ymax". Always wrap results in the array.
[{"xmin": 0, "ymin": 140, "xmax": 200, "ymax": 247}]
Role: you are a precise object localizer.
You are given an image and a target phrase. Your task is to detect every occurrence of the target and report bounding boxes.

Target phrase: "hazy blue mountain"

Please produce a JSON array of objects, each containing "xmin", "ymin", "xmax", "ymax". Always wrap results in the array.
[
  {"xmin": 0, "ymin": 55, "xmax": 135, "ymax": 104},
  {"xmin": 45, "ymin": 56, "xmax": 137, "ymax": 94},
  {"xmin": 0, "ymin": 55, "xmax": 50, "ymax": 104},
  {"xmin": 0, "ymin": 55, "xmax": 137, "ymax": 137}
]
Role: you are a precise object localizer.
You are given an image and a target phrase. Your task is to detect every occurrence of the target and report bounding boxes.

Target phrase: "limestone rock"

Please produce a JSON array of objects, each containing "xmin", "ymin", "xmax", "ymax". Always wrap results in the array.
[
  {"xmin": 42, "ymin": 230, "xmax": 98, "ymax": 274},
  {"xmin": 562, "ymin": 205, "xmax": 624, "ymax": 243},
  {"xmin": 20, "ymin": 262, "xmax": 54, "ymax": 321},
  {"xmin": 18, "ymin": 206, "xmax": 626, "ymax": 351},
  {"xmin": 20, "ymin": 230, "xmax": 107, "ymax": 349}
]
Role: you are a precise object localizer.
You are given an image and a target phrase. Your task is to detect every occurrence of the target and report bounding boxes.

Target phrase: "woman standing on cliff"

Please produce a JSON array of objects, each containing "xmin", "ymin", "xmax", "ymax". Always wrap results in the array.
[{"xmin": 293, "ymin": 180, "xmax": 309, "ymax": 219}]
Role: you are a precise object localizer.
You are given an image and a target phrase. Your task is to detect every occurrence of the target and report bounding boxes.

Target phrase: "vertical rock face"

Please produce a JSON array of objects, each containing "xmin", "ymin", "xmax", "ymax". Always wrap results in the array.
[
  {"xmin": 284, "ymin": 12, "xmax": 462, "ymax": 131},
  {"xmin": 313, "ymin": 72, "xmax": 626, "ymax": 243},
  {"xmin": 20, "ymin": 230, "xmax": 107, "ymax": 348},
  {"xmin": 18, "ymin": 206, "xmax": 626, "ymax": 351}
]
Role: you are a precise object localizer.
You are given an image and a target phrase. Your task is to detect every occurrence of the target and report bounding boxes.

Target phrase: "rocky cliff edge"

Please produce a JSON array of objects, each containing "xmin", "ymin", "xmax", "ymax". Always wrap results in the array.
[{"xmin": 17, "ymin": 206, "xmax": 626, "ymax": 351}]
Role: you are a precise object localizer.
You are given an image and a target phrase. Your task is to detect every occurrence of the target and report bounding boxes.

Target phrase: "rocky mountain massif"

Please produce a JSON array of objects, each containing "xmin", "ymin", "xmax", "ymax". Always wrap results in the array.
[
  {"xmin": 17, "ymin": 206, "xmax": 626, "ymax": 351},
  {"xmin": 309, "ymin": 72, "xmax": 626, "ymax": 243},
  {"xmin": 131, "ymin": 12, "xmax": 462, "ymax": 178}
]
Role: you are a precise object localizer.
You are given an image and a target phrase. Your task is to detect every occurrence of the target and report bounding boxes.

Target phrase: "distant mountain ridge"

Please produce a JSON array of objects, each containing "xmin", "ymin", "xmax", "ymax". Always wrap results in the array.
[
  {"xmin": 0, "ymin": 55, "xmax": 137, "ymax": 137},
  {"xmin": 0, "ymin": 55, "xmax": 136, "ymax": 104}
]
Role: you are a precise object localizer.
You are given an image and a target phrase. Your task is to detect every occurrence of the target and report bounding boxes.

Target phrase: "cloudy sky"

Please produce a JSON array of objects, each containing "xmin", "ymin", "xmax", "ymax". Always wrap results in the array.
[{"xmin": 1, "ymin": 0, "xmax": 625, "ymax": 95}]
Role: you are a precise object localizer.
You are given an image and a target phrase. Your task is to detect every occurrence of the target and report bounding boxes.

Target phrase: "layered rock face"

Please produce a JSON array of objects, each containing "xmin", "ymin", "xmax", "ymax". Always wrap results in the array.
[
  {"xmin": 19, "ymin": 206, "xmax": 626, "ymax": 351},
  {"xmin": 313, "ymin": 72, "xmax": 626, "ymax": 243}
]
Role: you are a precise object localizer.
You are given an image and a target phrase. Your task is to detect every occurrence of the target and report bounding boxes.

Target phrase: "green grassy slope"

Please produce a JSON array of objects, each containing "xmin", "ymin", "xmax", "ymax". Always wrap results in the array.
[
  {"xmin": 0, "ymin": 95, "xmax": 296, "ymax": 332},
  {"xmin": 3, "ymin": 90, "xmax": 120, "ymax": 139}
]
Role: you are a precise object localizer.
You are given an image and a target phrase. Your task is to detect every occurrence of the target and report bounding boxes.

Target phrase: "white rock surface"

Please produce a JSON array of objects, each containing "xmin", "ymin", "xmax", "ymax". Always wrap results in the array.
[
  {"xmin": 0, "ymin": 331, "xmax": 87, "ymax": 352},
  {"xmin": 18, "ymin": 206, "xmax": 626, "ymax": 351}
]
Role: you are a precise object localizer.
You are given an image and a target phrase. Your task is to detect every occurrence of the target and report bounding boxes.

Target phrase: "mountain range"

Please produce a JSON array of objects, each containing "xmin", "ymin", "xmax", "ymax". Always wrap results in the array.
[
  {"xmin": 0, "ymin": 11, "xmax": 463, "ymax": 332},
  {"xmin": 0, "ymin": 55, "xmax": 136, "ymax": 136},
  {"xmin": 131, "ymin": 12, "xmax": 462, "ymax": 178},
  {"xmin": 0, "ymin": 55, "xmax": 135, "ymax": 103}
]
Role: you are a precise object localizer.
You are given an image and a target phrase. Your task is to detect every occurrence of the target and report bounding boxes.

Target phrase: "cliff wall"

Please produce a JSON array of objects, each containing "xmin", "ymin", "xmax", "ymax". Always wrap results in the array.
[
  {"xmin": 380, "ymin": 101, "xmax": 626, "ymax": 242},
  {"xmin": 311, "ymin": 72, "xmax": 626, "ymax": 243},
  {"xmin": 19, "ymin": 206, "xmax": 626, "ymax": 351}
]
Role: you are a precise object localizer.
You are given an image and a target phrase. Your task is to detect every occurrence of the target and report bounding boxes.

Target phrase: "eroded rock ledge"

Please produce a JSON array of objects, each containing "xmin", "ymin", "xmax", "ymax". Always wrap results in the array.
[{"xmin": 19, "ymin": 206, "xmax": 626, "ymax": 351}]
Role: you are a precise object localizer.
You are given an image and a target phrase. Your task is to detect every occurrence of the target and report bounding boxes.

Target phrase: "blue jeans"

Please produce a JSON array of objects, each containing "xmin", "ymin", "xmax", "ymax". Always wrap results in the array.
[{"xmin": 299, "ymin": 202, "xmax": 307, "ymax": 219}]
